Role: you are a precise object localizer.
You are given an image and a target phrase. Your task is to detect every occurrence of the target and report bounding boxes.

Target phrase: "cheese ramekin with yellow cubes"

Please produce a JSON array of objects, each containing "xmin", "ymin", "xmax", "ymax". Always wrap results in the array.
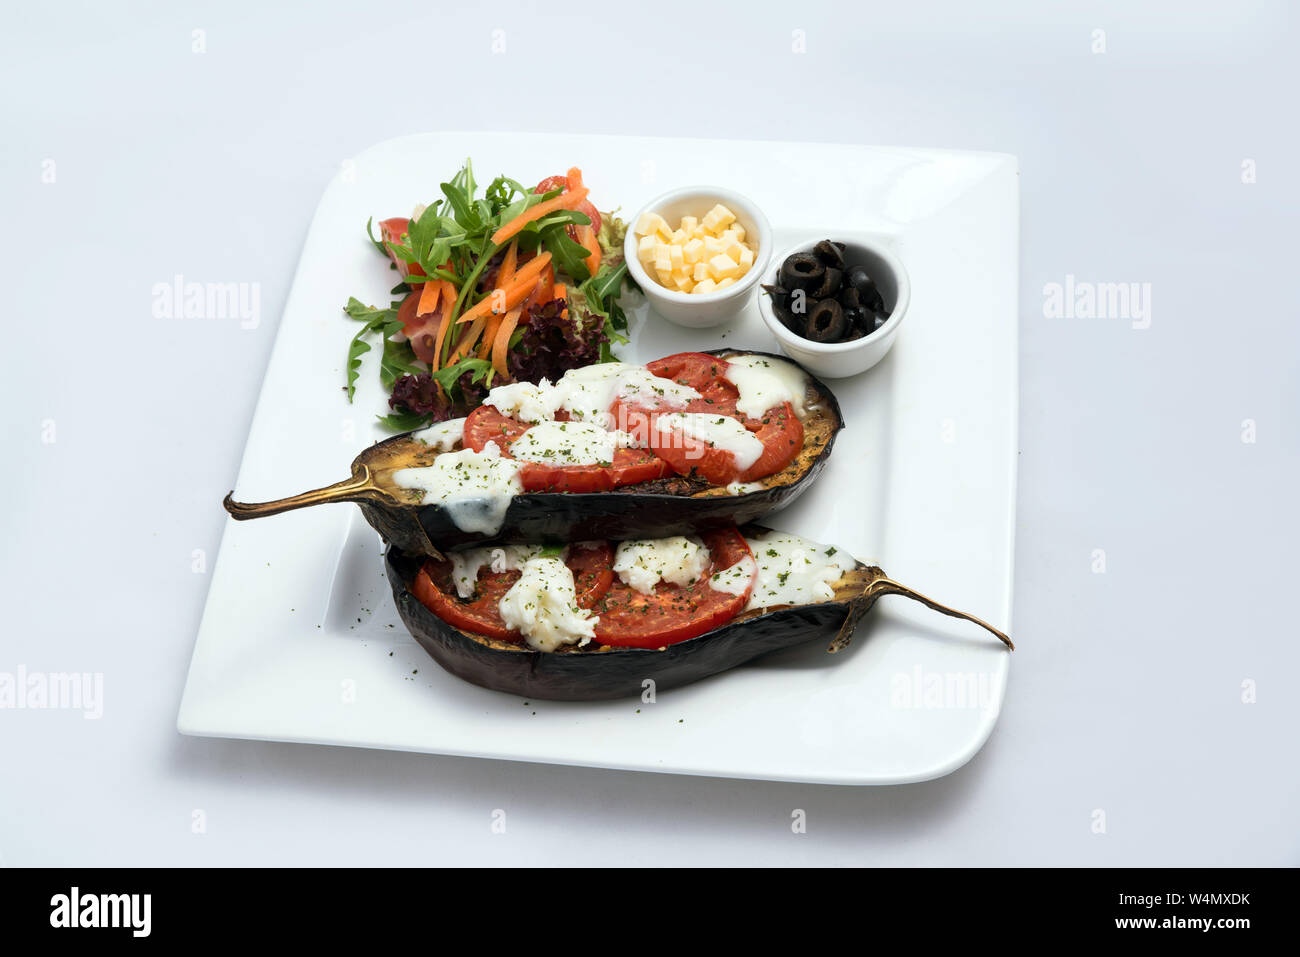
[{"xmin": 623, "ymin": 187, "xmax": 772, "ymax": 328}]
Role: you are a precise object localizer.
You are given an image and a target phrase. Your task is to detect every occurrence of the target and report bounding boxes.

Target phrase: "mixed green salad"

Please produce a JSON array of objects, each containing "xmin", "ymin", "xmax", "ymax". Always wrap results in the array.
[{"xmin": 344, "ymin": 160, "xmax": 630, "ymax": 430}]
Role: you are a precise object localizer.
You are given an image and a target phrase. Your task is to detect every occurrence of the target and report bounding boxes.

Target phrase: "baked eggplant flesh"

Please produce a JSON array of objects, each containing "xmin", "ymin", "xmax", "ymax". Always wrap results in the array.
[
  {"xmin": 384, "ymin": 528, "xmax": 1012, "ymax": 701},
  {"xmin": 223, "ymin": 350, "xmax": 843, "ymax": 553}
]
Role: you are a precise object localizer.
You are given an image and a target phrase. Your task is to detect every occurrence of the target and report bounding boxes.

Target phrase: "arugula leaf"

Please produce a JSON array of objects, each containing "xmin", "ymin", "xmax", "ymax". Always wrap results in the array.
[
  {"xmin": 343, "ymin": 298, "xmax": 398, "ymax": 401},
  {"xmin": 439, "ymin": 183, "xmax": 480, "ymax": 231},
  {"xmin": 540, "ymin": 222, "xmax": 594, "ymax": 283},
  {"xmin": 379, "ymin": 336, "xmax": 424, "ymax": 392},
  {"xmin": 365, "ymin": 217, "xmax": 389, "ymax": 258},
  {"xmin": 432, "ymin": 356, "xmax": 496, "ymax": 392},
  {"xmin": 346, "ymin": 334, "xmax": 372, "ymax": 402},
  {"xmin": 376, "ymin": 410, "xmax": 432, "ymax": 432}
]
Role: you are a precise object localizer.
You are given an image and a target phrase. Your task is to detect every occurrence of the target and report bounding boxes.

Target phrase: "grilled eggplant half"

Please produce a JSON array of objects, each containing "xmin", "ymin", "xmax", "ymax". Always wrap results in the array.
[
  {"xmin": 223, "ymin": 350, "xmax": 843, "ymax": 553},
  {"xmin": 383, "ymin": 531, "xmax": 1012, "ymax": 701}
]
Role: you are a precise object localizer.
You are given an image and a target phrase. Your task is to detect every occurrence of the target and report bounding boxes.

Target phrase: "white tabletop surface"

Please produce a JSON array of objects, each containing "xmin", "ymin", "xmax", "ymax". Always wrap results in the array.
[{"xmin": 2, "ymin": 1, "xmax": 1296, "ymax": 866}]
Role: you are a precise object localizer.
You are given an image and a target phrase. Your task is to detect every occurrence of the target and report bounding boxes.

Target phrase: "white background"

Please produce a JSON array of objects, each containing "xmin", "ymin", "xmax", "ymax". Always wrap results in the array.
[{"xmin": 2, "ymin": 1, "xmax": 1297, "ymax": 865}]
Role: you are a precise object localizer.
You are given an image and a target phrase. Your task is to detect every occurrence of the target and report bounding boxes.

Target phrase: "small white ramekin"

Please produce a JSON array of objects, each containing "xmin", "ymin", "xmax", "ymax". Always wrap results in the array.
[
  {"xmin": 756, "ymin": 237, "xmax": 910, "ymax": 379},
  {"xmin": 623, "ymin": 186, "xmax": 772, "ymax": 329}
]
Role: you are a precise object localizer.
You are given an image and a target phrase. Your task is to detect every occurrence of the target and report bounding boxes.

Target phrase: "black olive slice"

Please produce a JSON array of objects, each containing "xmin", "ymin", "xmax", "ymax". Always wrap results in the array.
[
  {"xmin": 780, "ymin": 253, "xmax": 824, "ymax": 292},
  {"xmin": 805, "ymin": 299, "xmax": 847, "ymax": 342},
  {"xmin": 871, "ymin": 313, "xmax": 887, "ymax": 333},
  {"xmin": 838, "ymin": 285, "xmax": 861, "ymax": 311},
  {"xmin": 843, "ymin": 304, "xmax": 869, "ymax": 333},
  {"xmin": 772, "ymin": 297, "xmax": 802, "ymax": 332},
  {"xmin": 761, "ymin": 283, "xmax": 790, "ymax": 301},
  {"xmin": 813, "ymin": 239, "xmax": 846, "ymax": 269},
  {"xmin": 846, "ymin": 265, "xmax": 886, "ymax": 314},
  {"xmin": 845, "ymin": 265, "xmax": 873, "ymax": 294},
  {"xmin": 812, "ymin": 267, "xmax": 842, "ymax": 299}
]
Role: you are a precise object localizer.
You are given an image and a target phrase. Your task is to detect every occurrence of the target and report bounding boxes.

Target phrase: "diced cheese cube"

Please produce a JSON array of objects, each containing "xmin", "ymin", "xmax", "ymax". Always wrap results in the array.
[
  {"xmin": 656, "ymin": 266, "xmax": 673, "ymax": 286},
  {"xmin": 709, "ymin": 254, "xmax": 740, "ymax": 281},
  {"xmin": 693, "ymin": 261, "xmax": 711, "ymax": 281},
  {"xmin": 680, "ymin": 215, "xmax": 699, "ymax": 233},
  {"xmin": 725, "ymin": 243, "xmax": 743, "ymax": 264},
  {"xmin": 692, "ymin": 278, "xmax": 717, "ymax": 295},
  {"xmin": 669, "ymin": 245, "xmax": 684, "ymax": 270},
  {"xmin": 637, "ymin": 235, "xmax": 657, "ymax": 263},
  {"xmin": 730, "ymin": 223, "xmax": 746, "ymax": 242},
  {"xmin": 671, "ymin": 228, "xmax": 688, "ymax": 245},
  {"xmin": 634, "ymin": 212, "xmax": 658, "ymax": 236},
  {"xmin": 682, "ymin": 238, "xmax": 705, "ymax": 264},
  {"xmin": 703, "ymin": 236, "xmax": 725, "ymax": 257},
  {"xmin": 738, "ymin": 246, "xmax": 754, "ymax": 270},
  {"xmin": 701, "ymin": 204, "xmax": 736, "ymax": 232},
  {"xmin": 673, "ymin": 274, "xmax": 694, "ymax": 292},
  {"xmin": 716, "ymin": 277, "xmax": 736, "ymax": 289}
]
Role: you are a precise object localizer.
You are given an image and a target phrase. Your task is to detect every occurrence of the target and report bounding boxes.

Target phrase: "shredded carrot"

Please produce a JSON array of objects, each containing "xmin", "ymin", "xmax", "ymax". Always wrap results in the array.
[
  {"xmin": 553, "ymin": 283, "xmax": 569, "ymax": 319},
  {"xmin": 497, "ymin": 239, "xmax": 519, "ymax": 288},
  {"xmin": 566, "ymin": 167, "xmax": 584, "ymax": 191},
  {"xmin": 478, "ymin": 314, "xmax": 502, "ymax": 359},
  {"xmin": 491, "ymin": 307, "xmax": 524, "ymax": 378},
  {"xmin": 491, "ymin": 188, "xmax": 589, "ymax": 245},
  {"xmin": 456, "ymin": 253, "xmax": 552, "ymax": 324},
  {"xmin": 448, "ymin": 316, "xmax": 487, "ymax": 366},
  {"xmin": 576, "ymin": 224, "xmax": 601, "ymax": 277},
  {"xmin": 504, "ymin": 250, "xmax": 552, "ymax": 289},
  {"xmin": 430, "ymin": 304, "xmax": 454, "ymax": 371},
  {"xmin": 416, "ymin": 276, "xmax": 441, "ymax": 316}
]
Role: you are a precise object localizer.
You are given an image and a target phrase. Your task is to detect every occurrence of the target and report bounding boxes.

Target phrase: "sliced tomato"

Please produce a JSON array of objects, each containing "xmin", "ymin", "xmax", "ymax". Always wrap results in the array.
[
  {"xmin": 533, "ymin": 174, "xmax": 602, "ymax": 243},
  {"xmin": 463, "ymin": 404, "xmax": 530, "ymax": 452},
  {"xmin": 413, "ymin": 542, "xmax": 614, "ymax": 642},
  {"xmin": 592, "ymin": 528, "xmax": 755, "ymax": 648},
  {"xmin": 462, "ymin": 406, "xmax": 671, "ymax": 492},
  {"xmin": 378, "ymin": 217, "xmax": 425, "ymax": 279},
  {"xmin": 398, "ymin": 291, "xmax": 447, "ymax": 366},
  {"xmin": 612, "ymin": 353, "xmax": 805, "ymax": 484}
]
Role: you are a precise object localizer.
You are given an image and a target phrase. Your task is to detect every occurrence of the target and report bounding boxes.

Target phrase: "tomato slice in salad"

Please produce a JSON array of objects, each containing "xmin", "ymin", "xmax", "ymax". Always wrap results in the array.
[
  {"xmin": 398, "ymin": 290, "xmax": 448, "ymax": 366},
  {"xmin": 413, "ymin": 542, "xmax": 614, "ymax": 642},
  {"xmin": 592, "ymin": 528, "xmax": 756, "ymax": 648},
  {"xmin": 534, "ymin": 174, "xmax": 602, "ymax": 239},
  {"xmin": 462, "ymin": 405, "xmax": 671, "ymax": 493},
  {"xmin": 379, "ymin": 217, "xmax": 425, "ymax": 279}
]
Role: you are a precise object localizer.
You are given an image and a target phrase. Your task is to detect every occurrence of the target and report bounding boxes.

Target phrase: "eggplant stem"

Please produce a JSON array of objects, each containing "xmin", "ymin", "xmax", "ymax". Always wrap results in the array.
[
  {"xmin": 222, "ymin": 466, "xmax": 386, "ymax": 520},
  {"xmin": 829, "ymin": 571, "xmax": 1014, "ymax": 653}
]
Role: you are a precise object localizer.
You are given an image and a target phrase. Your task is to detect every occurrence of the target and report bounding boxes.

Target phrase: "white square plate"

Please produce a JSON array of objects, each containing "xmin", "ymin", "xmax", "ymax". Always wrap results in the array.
[{"xmin": 178, "ymin": 132, "xmax": 1018, "ymax": 785}]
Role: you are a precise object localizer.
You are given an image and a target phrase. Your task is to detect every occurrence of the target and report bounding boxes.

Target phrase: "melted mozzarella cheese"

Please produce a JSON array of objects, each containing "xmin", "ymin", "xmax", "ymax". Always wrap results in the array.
[
  {"xmin": 498, "ymin": 557, "xmax": 598, "ymax": 652},
  {"xmin": 410, "ymin": 417, "xmax": 466, "ymax": 451},
  {"xmin": 744, "ymin": 530, "xmax": 857, "ymax": 610},
  {"xmin": 612, "ymin": 536, "xmax": 710, "ymax": 594},
  {"xmin": 391, "ymin": 441, "xmax": 523, "ymax": 534},
  {"xmin": 708, "ymin": 555, "xmax": 758, "ymax": 596},
  {"xmin": 654, "ymin": 413, "xmax": 764, "ymax": 472},
  {"xmin": 447, "ymin": 545, "xmax": 545, "ymax": 599},
  {"xmin": 509, "ymin": 420, "xmax": 641, "ymax": 467},
  {"xmin": 483, "ymin": 361, "xmax": 705, "ymax": 433},
  {"xmin": 484, "ymin": 381, "xmax": 553, "ymax": 424},
  {"xmin": 491, "ymin": 363, "xmax": 702, "ymax": 428},
  {"xmin": 724, "ymin": 354, "xmax": 810, "ymax": 420}
]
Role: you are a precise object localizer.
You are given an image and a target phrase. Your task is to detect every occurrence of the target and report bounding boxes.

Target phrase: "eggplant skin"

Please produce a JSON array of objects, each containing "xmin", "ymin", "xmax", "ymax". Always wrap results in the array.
[
  {"xmin": 364, "ymin": 350, "xmax": 844, "ymax": 551},
  {"xmin": 385, "ymin": 547, "xmax": 868, "ymax": 701}
]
